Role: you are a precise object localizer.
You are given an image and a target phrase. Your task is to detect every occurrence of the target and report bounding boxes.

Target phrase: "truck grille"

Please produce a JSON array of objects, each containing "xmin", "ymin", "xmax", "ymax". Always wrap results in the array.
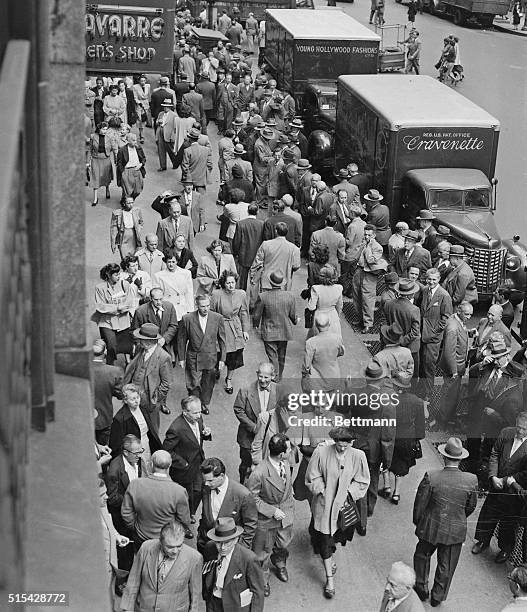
[{"xmin": 464, "ymin": 246, "xmax": 506, "ymax": 295}]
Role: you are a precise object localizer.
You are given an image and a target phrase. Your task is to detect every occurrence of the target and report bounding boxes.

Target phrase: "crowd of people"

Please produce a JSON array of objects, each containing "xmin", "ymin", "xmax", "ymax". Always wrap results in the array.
[{"xmin": 84, "ymin": 8, "xmax": 527, "ymax": 612}]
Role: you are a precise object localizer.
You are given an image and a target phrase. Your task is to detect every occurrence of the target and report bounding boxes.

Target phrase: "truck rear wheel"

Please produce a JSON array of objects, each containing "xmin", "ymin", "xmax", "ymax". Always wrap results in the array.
[
  {"xmin": 478, "ymin": 14, "xmax": 494, "ymax": 26},
  {"xmin": 452, "ymin": 7, "xmax": 466, "ymax": 25}
]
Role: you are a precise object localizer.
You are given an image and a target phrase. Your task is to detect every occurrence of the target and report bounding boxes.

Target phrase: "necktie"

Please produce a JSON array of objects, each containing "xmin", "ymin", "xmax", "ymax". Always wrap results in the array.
[
  {"xmin": 158, "ymin": 556, "xmax": 170, "ymax": 585},
  {"xmin": 385, "ymin": 598, "xmax": 396, "ymax": 612},
  {"xmin": 213, "ymin": 487, "xmax": 221, "ymax": 494},
  {"xmin": 156, "ymin": 309, "xmax": 163, "ymax": 324},
  {"xmin": 279, "ymin": 462, "xmax": 286, "ymax": 482},
  {"xmin": 142, "ymin": 85, "xmax": 146, "ymax": 92}
]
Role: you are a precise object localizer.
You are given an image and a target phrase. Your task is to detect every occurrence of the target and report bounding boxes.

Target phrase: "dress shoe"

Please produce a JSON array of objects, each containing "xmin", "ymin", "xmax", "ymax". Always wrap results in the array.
[
  {"xmin": 160, "ymin": 406, "xmax": 171, "ymax": 415},
  {"xmin": 275, "ymin": 567, "xmax": 288, "ymax": 582},
  {"xmin": 471, "ymin": 541, "xmax": 489, "ymax": 555},
  {"xmin": 495, "ymin": 550, "xmax": 508, "ymax": 564},
  {"xmin": 201, "ymin": 406, "xmax": 209, "ymax": 415},
  {"xmin": 264, "ymin": 583, "xmax": 270, "ymax": 597},
  {"xmin": 356, "ymin": 525, "xmax": 366, "ymax": 536},
  {"xmin": 323, "ymin": 583, "xmax": 335, "ymax": 599},
  {"xmin": 430, "ymin": 598, "xmax": 441, "ymax": 607},
  {"xmin": 413, "ymin": 586, "xmax": 429, "ymax": 601}
]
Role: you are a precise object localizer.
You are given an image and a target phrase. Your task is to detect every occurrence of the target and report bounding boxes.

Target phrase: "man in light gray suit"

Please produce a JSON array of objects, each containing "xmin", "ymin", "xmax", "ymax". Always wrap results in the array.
[
  {"xmin": 121, "ymin": 450, "xmax": 192, "ymax": 548},
  {"xmin": 302, "ymin": 313, "xmax": 344, "ymax": 393},
  {"xmin": 121, "ymin": 519, "xmax": 202, "ymax": 612},
  {"xmin": 156, "ymin": 200, "xmax": 194, "ymax": 252},
  {"xmin": 180, "ymin": 128, "xmax": 213, "ymax": 194}
]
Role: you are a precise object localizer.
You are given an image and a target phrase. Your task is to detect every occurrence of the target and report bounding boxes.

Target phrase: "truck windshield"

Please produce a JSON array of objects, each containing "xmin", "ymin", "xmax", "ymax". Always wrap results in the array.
[
  {"xmin": 429, "ymin": 189, "xmax": 490, "ymax": 209},
  {"xmin": 319, "ymin": 94, "xmax": 337, "ymax": 111}
]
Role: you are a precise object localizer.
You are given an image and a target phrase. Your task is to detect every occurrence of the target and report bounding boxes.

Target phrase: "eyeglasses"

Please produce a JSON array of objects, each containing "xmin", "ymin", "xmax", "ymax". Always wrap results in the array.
[{"xmin": 126, "ymin": 448, "xmax": 144, "ymax": 456}]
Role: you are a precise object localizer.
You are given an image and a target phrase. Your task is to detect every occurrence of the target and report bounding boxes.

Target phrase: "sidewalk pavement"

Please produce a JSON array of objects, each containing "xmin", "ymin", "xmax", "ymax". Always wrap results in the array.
[{"xmin": 493, "ymin": 14, "xmax": 527, "ymax": 34}]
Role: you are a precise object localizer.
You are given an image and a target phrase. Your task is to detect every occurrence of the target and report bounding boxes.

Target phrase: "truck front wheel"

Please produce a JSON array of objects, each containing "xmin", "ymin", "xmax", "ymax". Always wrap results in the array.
[{"xmin": 452, "ymin": 7, "xmax": 466, "ymax": 24}]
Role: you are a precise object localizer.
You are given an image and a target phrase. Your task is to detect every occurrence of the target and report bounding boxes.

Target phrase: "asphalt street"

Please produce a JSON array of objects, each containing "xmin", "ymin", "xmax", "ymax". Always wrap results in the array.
[{"xmin": 83, "ymin": 16, "xmax": 525, "ymax": 608}]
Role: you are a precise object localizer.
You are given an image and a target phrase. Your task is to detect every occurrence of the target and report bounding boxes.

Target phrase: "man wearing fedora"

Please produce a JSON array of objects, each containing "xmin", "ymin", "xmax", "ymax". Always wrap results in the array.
[
  {"xmin": 471, "ymin": 304, "xmax": 512, "ymax": 365},
  {"xmin": 352, "ymin": 224, "xmax": 388, "ymax": 334},
  {"xmin": 294, "ymin": 158, "xmax": 313, "ymax": 204},
  {"xmin": 252, "ymin": 271, "xmax": 298, "ymax": 382},
  {"xmin": 384, "ymin": 278, "xmax": 421, "ymax": 378},
  {"xmin": 441, "ymin": 245, "xmax": 478, "ymax": 306},
  {"xmin": 181, "ymin": 127, "xmax": 213, "ymax": 194},
  {"xmin": 253, "ymin": 126, "xmax": 275, "ymax": 208},
  {"xmin": 472, "ymin": 414, "xmax": 527, "ymax": 565},
  {"xmin": 332, "ymin": 168, "xmax": 361, "ymax": 207},
  {"xmin": 298, "ymin": 173, "xmax": 321, "ymax": 257},
  {"xmin": 202, "ymin": 517, "xmax": 265, "ymax": 612},
  {"xmin": 412, "ymin": 437, "xmax": 477, "ymax": 606},
  {"xmin": 372, "ymin": 322, "xmax": 414, "ymax": 378},
  {"xmin": 416, "ymin": 209, "xmax": 439, "ymax": 255},
  {"xmin": 123, "ymin": 323, "xmax": 172, "ymax": 426},
  {"xmin": 226, "ymin": 143, "xmax": 253, "ymax": 182},
  {"xmin": 434, "ymin": 301, "xmax": 473, "ymax": 428},
  {"xmin": 280, "ymin": 149, "xmax": 298, "ymax": 196},
  {"xmin": 419, "ymin": 268, "xmax": 453, "ymax": 400},
  {"xmin": 179, "ymin": 180, "xmax": 206, "ymax": 235},
  {"xmin": 365, "ymin": 189, "xmax": 391, "ymax": 253},
  {"xmin": 379, "ymin": 272, "xmax": 399, "ymax": 315},
  {"xmin": 391, "ymin": 230, "xmax": 431, "ymax": 281},
  {"xmin": 155, "ymin": 97, "xmax": 179, "ymax": 171}
]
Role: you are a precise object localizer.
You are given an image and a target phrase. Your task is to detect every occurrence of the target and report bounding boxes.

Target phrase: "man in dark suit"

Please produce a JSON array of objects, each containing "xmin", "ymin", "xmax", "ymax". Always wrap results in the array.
[
  {"xmin": 384, "ymin": 279, "xmax": 422, "ymax": 379},
  {"xmin": 253, "ymin": 272, "xmax": 297, "ymax": 382},
  {"xmin": 472, "ymin": 414, "xmax": 527, "ymax": 563},
  {"xmin": 419, "ymin": 268, "xmax": 453, "ymax": 399},
  {"xmin": 178, "ymin": 295, "xmax": 226, "ymax": 415},
  {"xmin": 332, "ymin": 168, "xmax": 361, "ymax": 206},
  {"xmin": 150, "ymin": 76, "xmax": 176, "ymax": 125},
  {"xmin": 495, "ymin": 285, "xmax": 515, "ymax": 329},
  {"xmin": 179, "ymin": 180, "xmax": 206, "ymax": 234},
  {"xmin": 413, "ymin": 437, "xmax": 478, "ymax": 606},
  {"xmin": 92, "ymin": 339, "xmax": 123, "ymax": 445},
  {"xmin": 232, "ymin": 203, "xmax": 264, "ymax": 290},
  {"xmin": 348, "ymin": 162, "xmax": 369, "ymax": 197},
  {"xmin": 124, "ymin": 324, "xmax": 172, "ymax": 426},
  {"xmin": 106, "ymin": 434, "xmax": 148, "ymax": 570},
  {"xmin": 434, "ymin": 302, "xmax": 473, "ymax": 427},
  {"xmin": 182, "ymin": 83, "xmax": 206, "ymax": 128},
  {"xmin": 365, "ymin": 189, "xmax": 391, "ymax": 251},
  {"xmin": 202, "ymin": 517, "xmax": 265, "ymax": 612},
  {"xmin": 181, "ymin": 127, "xmax": 213, "ymax": 194},
  {"xmin": 225, "ymin": 164, "xmax": 255, "ymax": 204},
  {"xmin": 198, "ymin": 458, "xmax": 258, "ymax": 554},
  {"xmin": 308, "ymin": 181, "xmax": 335, "ymax": 234},
  {"xmin": 132, "ymin": 288, "xmax": 178, "ymax": 361},
  {"xmin": 441, "ymin": 245, "xmax": 478, "ymax": 306},
  {"xmin": 392, "ymin": 230, "xmax": 431, "ymax": 281},
  {"xmin": 246, "ymin": 433, "xmax": 294, "ymax": 596},
  {"xmin": 116, "ymin": 132, "xmax": 147, "ymax": 202},
  {"xmin": 122, "ymin": 450, "xmax": 192, "ymax": 548},
  {"xmin": 416, "ymin": 209, "xmax": 440, "ymax": 256},
  {"xmin": 262, "ymin": 197, "xmax": 301, "ymax": 247},
  {"xmin": 233, "ymin": 363, "xmax": 277, "ymax": 483},
  {"xmin": 163, "ymin": 395, "xmax": 212, "ymax": 518},
  {"xmin": 156, "ymin": 199, "xmax": 195, "ymax": 252}
]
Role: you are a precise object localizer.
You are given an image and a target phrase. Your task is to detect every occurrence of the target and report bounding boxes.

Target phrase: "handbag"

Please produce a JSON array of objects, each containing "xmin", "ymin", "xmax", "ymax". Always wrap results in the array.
[
  {"xmin": 337, "ymin": 492, "xmax": 360, "ymax": 531},
  {"xmin": 304, "ymin": 308, "xmax": 314, "ymax": 329}
]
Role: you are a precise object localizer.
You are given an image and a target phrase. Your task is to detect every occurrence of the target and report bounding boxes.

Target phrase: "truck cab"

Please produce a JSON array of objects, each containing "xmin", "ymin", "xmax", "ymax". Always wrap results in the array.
[
  {"xmin": 302, "ymin": 81, "xmax": 337, "ymax": 172},
  {"xmin": 401, "ymin": 168, "xmax": 525, "ymax": 300}
]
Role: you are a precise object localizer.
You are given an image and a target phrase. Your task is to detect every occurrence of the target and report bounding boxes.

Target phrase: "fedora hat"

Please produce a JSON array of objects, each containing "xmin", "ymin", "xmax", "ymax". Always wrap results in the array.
[
  {"xmin": 364, "ymin": 189, "xmax": 384, "ymax": 202},
  {"xmin": 438, "ymin": 437, "xmax": 469, "ymax": 460},
  {"xmin": 405, "ymin": 230, "xmax": 419, "ymax": 242},
  {"xmin": 450, "ymin": 245, "xmax": 465, "ymax": 256},
  {"xmin": 381, "ymin": 322, "xmax": 403, "ymax": 345},
  {"xmin": 233, "ymin": 143, "xmax": 246, "ymax": 155},
  {"xmin": 416, "ymin": 209, "xmax": 436, "ymax": 220},
  {"xmin": 161, "ymin": 98, "xmax": 174, "ymax": 107},
  {"xmin": 437, "ymin": 225, "xmax": 451, "ymax": 237},
  {"xmin": 297, "ymin": 159, "xmax": 312, "ymax": 169},
  {"xmin": 233, "ymin": 117, "xmax": 244, "ymax": 126},
  {"xmin": 282, "ymin": 148, "xmax": 296, "ymax": 161},
  {"xmin": 364, "ymin": 362, "xmax": 385, "ymax": 381},
  {"xmin": 207, "ymin": 517, "xmax": 243, "ymax": 542},
  {"xmin": 133, "ymin": 323, "xmax": 162, "ymax": 340},
  {"xmin": 485, "ymin": 340, "xmax": 510, "ymax": 359},
  {"xmin": 392, "ymin": 371, "xmax": 412, "ymax": 389},
  {"xmin": 188, "ymin": 128, "xmax": 201, "ymax": 140},
  {"xmin": 334, "ymin": 168, "xmax": 350, "ymax": 180},
  {"xmin": 397, "ymin": 278, "xmax": 418, "ymax": 296},
  {"xmin": 254, "ymin": 121, "xmax": 266, "ymax": 131},
  {"xmin": 384, "ymin": 272, "xmax": 399, "ymax": 285},
  {"xmin": 289, "ymin": 118, "xmax": 304, "ymax": 129},
  {"xmin": 269, "ymin": 272, "xmax": 284, "ymax": 287},
  {"xmin": 261, "ymin": 128, "xmax": 274, "ymax": 139},
  {"xmin": 265, "ymin": 118, "xmax": 277, "ymax": 127}
]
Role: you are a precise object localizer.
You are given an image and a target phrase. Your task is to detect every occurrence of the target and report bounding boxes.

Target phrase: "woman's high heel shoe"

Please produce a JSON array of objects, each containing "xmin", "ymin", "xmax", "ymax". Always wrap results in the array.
[
  {"xmin": 323, "ymin": 582, "xmax": 335, "ymax": 599},
  {"xmin": 224, "ymin": 377, "xmax": 233, "ymax": 394},
  {"xmin": 391, "ymin": 494, "xmax": 400, "ymax": 505}
]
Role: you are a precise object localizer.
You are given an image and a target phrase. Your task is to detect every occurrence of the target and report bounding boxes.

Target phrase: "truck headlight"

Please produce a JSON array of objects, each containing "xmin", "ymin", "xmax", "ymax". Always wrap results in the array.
[{"xmin": 506, "ymin": 254, "xmax": 521, "ymax": 272}]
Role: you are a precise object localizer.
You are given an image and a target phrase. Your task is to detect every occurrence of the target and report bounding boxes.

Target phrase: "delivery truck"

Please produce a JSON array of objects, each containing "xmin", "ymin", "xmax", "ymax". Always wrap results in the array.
[
  {"xmin": 333, "ymin": 74, "xmax": 526, "ymax": 300},
  {"xmin": 264, "ymin": 9, "xmax": 380, "ymax": 105},
  {"xmin": 423, "ymin": 0, "xmax": 509, "ymax": 27}
]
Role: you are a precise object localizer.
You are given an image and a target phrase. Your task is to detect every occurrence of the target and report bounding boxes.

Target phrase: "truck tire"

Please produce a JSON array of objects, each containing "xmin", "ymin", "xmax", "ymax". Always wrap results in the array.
[
  {"xmin": 478, "ymin": 14, "xmax": 494, "ymax": 26},
  {"xmin": 452, "ymin": 7, "xmax": 466, "ymax": 25}
]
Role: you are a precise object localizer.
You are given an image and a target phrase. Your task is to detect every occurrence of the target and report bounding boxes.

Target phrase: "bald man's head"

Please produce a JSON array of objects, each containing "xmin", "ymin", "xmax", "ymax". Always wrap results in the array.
[{"xmin": 152, "ymin": 450, "xmax": 172, "ymax": 471}]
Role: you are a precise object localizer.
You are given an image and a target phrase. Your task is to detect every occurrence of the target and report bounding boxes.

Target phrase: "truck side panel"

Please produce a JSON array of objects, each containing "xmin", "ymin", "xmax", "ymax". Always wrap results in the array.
[
  {"xmin": 441, "ymin": 0, "xmax": 509, "ymax": 14},
  {"xmin": 293, "ymin": 40, "xmax": 379, "ymax": 87}
]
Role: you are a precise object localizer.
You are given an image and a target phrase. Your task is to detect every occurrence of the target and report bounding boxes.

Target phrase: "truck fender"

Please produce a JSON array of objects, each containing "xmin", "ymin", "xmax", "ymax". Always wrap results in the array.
[
  {"xmin": 502, "ymin": 236, "xmax": 527, "ymax": 304},
  {"xmin": 307, "ymin": 129, "xmax": 334, "ymax": 164}
]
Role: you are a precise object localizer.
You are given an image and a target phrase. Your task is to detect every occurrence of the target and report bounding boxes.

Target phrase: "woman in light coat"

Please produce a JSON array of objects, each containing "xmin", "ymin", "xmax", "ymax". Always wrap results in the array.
[
  {"xmin": 154, "ymin": 250, "xmax": 194, "ymax": 322},
  {"xmin": 306, "ymin": 427, "xmax": 370, "ymax": 599},
  {"xmin": 196, "ymin": 239, "xmax": 237, "ymax": 296}
]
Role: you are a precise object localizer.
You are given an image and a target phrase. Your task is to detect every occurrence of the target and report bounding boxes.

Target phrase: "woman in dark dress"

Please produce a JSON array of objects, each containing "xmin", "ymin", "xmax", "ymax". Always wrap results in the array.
[
  {"xmin": 172, "ymin": 234, "xmax": 198, "ymax": 278},
  {"xmin": 379, "ymin": 371, "xmax": 425, "ymax": 505},
  {"xmin": 89, "ymin": 122, "xmax": 113, "ymax": 205}
]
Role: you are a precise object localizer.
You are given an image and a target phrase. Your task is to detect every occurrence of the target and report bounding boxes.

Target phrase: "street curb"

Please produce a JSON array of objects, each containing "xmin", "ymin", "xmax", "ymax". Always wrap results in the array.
[{"xmin": 492, "ymin": 21, "xmax": 527, "ymax": 36}]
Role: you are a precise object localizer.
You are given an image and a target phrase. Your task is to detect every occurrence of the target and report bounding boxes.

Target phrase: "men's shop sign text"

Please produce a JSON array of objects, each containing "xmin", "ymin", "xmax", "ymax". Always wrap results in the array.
[{"xmin": 85, "ymin": 2, "xmax": 174, "ymax": 73}]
